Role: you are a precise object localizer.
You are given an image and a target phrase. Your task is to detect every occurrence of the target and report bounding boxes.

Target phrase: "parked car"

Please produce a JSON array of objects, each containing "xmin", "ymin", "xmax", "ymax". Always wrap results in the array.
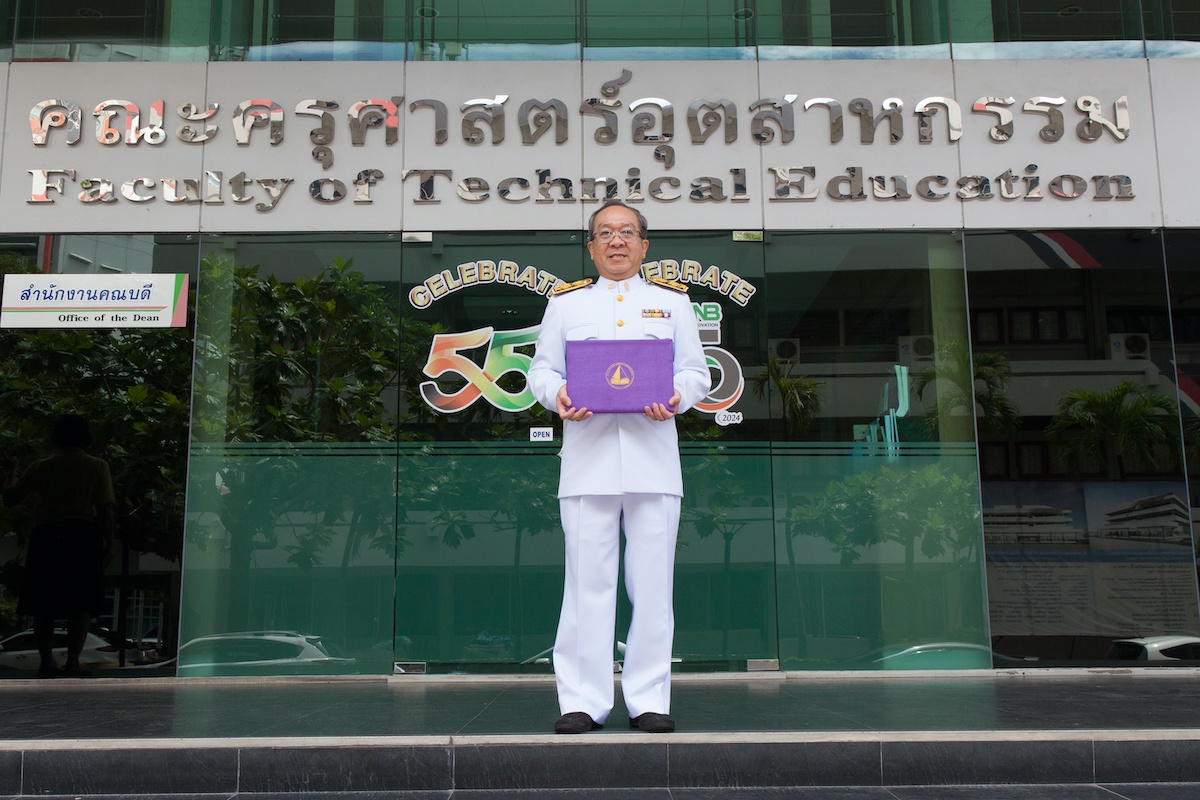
[
  {"xmin": 174, "ymin": 630, "xmax": 356, "ymax": 676},
  {"xmin": 0, "ymin": 626, "xmax": 142, "ymax": 670},
  {"xmin": 854, "ymin": 641, "xmax": 1040, "ymax": 670},
  {"xmin": 1106, "ymin": 636, "xmax": 1200, "ymax": 662}
]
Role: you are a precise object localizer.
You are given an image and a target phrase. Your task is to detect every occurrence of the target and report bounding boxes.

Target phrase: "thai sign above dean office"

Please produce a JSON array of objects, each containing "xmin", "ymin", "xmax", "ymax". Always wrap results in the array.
[
  {"xmin": 0, "ymin": 58, "xmax": 1193, "ymax": 234},
  {"xmin": 0, "ymin": 273, "xmax": 189, "ymax": 328}
]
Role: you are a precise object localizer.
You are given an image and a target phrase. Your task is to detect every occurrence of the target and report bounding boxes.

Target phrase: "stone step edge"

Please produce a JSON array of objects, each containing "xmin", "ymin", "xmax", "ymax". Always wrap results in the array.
[{"xmin": 6, "ymin": 728, "xmax": 1200, "ymax": 750}]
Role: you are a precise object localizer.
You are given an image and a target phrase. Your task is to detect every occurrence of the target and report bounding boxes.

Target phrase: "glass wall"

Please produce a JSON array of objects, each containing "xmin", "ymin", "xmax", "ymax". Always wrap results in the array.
[
  {"xmin": 393, "ymin": 231, "xmax": 577, "ymax": 668},
  {"xmin": 758, "ymin": 0, "xmax": 952, "ymax": 59},
  {"xmin": 951, "ymin": 0, "xmax": 1146, "ymax": 59},
  {"xmin": 176, "ymin": 227, "xmax": 995, "ymax": 675},
  {"xmin": 6, "ymin": 0, "xmax": 1200, "ymax": 63},
  {"xmin": 8, "ymin": 225, "xmax": 1200, "ymax": 676},
  {"xmin": 0, "ymin": 233, "xmax": 197, "ymax": 674},
  {"xmin": 1145, "ymin": 0, "xmax": 1200, "ymax": 54},
  {"xmin": 11, "ymin": 0, "xmax": 209, "ymax": 61},
  {"xmin": 765, "ymin": 232, "xmax": 990, "ymax": 669},
  {"xmin": 966, "ymin": 229, "xmax": 1200, "ymax": 664},
  {"xmin": 180, "ymin": 234, "xmax": 403, "ymax": 676}
]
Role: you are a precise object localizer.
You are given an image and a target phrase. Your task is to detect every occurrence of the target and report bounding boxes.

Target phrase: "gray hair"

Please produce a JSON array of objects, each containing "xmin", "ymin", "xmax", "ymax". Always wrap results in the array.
[{"xmin": 587, "ymin": 200, "xmax": 648, "ymax": 241}]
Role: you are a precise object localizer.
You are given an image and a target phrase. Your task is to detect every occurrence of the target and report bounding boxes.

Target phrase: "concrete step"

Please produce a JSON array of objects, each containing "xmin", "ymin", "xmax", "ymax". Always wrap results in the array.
[{"xmin": 5, "ymin": 729, "xmax": 1200, "ymax": 795}]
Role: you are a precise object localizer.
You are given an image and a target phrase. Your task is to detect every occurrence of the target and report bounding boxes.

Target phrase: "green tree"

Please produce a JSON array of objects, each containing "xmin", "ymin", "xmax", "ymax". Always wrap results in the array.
[
  {"xmin": 191, "ymin": 254, "xmax": 415, "ymax": 630},
  {"xmin": 1046, "ymin": 379, "xmax": 1179, "ymax": 480},
  {"xmin": 751, "ymin": 355, "xmax": 824, "ymax": 438},
  {"xmin": 682, "ymin": 449, "xmax": 755, "ymax": 659},
  {"xmin": 784, "ymin": 462, "xmax": 984, "ymax": 651},
  {"xmin": 913, "ymin": 340, "xmax": 1020, "ymax": 440}
]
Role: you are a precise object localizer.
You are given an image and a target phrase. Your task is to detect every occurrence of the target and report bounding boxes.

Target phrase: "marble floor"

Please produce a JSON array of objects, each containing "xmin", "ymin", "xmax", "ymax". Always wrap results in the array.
[
  {"xmin": 1, "ymin": 669, "xmax": 1199, "ymax": 740},
  {"xmin": 1, "ymin": 670, "xmax": 1199, "ymax": 798}
]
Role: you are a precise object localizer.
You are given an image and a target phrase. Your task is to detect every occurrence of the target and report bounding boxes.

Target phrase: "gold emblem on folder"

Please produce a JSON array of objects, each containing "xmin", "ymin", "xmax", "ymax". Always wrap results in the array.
[{"xmin": 605, "ymin": 362, "xmax": 634, "ymax": 390}]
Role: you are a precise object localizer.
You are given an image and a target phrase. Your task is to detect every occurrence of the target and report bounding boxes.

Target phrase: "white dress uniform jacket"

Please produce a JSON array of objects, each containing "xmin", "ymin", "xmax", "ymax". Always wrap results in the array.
[{"xmin": 528, "ymin": 276, "xmax": 711, "ymax": 495}]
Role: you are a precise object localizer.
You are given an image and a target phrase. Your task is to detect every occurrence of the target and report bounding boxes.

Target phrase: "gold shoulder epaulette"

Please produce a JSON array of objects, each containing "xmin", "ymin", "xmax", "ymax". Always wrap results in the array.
[
  {"xmin": 550, "ymin": 278, "xmax": 593, "ymax": 296},
  {"xmin": 647, "ymin": 276, "xmax": 689, "ymax": 294}
]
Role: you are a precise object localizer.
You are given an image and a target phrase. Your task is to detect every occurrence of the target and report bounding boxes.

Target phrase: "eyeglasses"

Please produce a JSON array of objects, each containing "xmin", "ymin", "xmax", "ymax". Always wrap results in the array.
[{"xmin": 592, "ymin": 228, "xmax": 641, "ymax": 243}]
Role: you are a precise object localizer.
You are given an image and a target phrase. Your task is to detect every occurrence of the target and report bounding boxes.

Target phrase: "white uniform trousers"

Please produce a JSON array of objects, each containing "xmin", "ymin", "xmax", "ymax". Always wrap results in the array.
[{"xmin": 554, "ymin": 493, "xmax": 680, "ymax": 723}]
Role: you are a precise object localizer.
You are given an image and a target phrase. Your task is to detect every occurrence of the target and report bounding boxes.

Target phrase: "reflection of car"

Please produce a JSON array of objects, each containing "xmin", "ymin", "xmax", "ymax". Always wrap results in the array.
[
  {"xmin": 863, "ymin": 642, "xmax": 1039, "ymax": 670},
  {"xmin": 1107, "ymin": 636, "xmax": 1200, "ymax": 662},
  {"xmin": 175, "ymin": 631, "xmax": 356, "ymax": 676},
  {"xmin": 0, "ymin": 626, "xmax": 142, "ymax": 670},
  {"xmin": 138, "ymin": 627, "xmax": 163, "ymax": 650}
]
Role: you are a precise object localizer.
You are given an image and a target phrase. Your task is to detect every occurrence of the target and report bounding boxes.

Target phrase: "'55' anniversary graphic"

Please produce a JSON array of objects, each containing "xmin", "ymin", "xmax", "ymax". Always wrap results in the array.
[{"xmin": 419, "ymin": 302, "xmax": 745, "ymax": 426}]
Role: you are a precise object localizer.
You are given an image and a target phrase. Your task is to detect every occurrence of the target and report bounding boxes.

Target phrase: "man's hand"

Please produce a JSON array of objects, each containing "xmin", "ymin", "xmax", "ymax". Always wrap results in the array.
[
  {"xmin": 644, "ymin": 390, "xmax": 681, "ymax": 421},
  {"xmin": 556, "ymin": 384, "xmax": 593, "ymax": 422}
]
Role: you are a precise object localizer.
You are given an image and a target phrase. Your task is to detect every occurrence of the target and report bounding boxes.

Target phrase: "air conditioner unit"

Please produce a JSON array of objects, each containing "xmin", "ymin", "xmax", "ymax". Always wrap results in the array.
[
  {"xmin": 1109, "ymin": 333, "xmax": 1150, "ymax": 360},
  {"xmin": 897, "ymin": 335, "xmax": 937, "ymax": 364},
  {"xmin": 767, "ymin": 338, "xmax": 801, "ymax": 365}
]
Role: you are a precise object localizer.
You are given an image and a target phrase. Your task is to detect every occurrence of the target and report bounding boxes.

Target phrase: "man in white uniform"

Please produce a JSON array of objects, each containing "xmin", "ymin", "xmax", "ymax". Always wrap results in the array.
[{"xmin": 528, "ymin": 201, "xmax": 710, "ymax": 734}]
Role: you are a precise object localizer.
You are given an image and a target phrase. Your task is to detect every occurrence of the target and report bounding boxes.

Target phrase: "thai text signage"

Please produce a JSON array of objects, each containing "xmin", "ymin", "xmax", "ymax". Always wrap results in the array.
[
  {"xmin": 0, "ymin": 273, "xmax": 189, "ymax": 328},
  {"xmin": 0, "ymin": 59, "xmax": 1177, "ymax": 232}
]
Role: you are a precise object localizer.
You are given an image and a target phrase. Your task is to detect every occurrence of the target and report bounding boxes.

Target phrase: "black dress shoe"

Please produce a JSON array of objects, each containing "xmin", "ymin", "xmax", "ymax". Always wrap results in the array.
[
  {"xmin": 554, "ymin": 712, "xmax": 602, "ymax": 734},
  {"xmin": 629, "ymin": 712, "xmax": 675, "ymax": 733}
]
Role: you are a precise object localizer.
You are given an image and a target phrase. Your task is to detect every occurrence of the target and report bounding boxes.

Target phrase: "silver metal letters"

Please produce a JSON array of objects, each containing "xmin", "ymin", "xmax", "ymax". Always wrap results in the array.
[
  {"xmin": 750, "ymin": 96, "xmax": 798, "ymax": 144},
  {"xmin": 972, "ymin": 97, "xmax": 1016, "ymax": 142},
  {"xmin": 31, "ymin": 101, "xmax": 82, "ymax": 146},
  {"xmin": 177, "ymin": 103, "xmax": 219, "ymax": 144},
  {"xmin": 23, "ymin": 69, "xmax": 1139, "ymax": 212},
  {"xmin": 687, "ymin": 100, "xmax": 737, "ymax": 144},
  {"xmin": 913, "ymin": 98, "xmax": 962, "ymax": 144},
  {"xmin": 848, "ymin": 97, "xmax": 903, "ymax": 144},
  {"xmin": 297, "ymin": 99, "xmax": 339, "ymax": 169},
  {"xmin": 231, "ymin": 99, "xmax": 284, "ymax": 146},
  {"xmin": 348, "ymin": 98, "xmax": 402, "ymax": 146},
  {"xmin": 461, "ymin": 95, "xmax": 508, "ymax": 145},
  {"xmin": 518, "ymin": 99, "xmax": 568, "ymax": 145}
]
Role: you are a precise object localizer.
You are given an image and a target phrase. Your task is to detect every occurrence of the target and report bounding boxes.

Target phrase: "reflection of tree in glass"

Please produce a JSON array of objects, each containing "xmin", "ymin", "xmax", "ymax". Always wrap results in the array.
[
  {"xmin": 476, "ymin": 449, "xmax": 558, "ymax": 658},
  {"xmin": 913, "ymin": 340, "xmax": 1020, "ymax": 441},
  {"xmin": 1183, "ymin": 415, "xmax": 1200, "ymax": 469},
  {"xmin": 193, "ymin": 254, "xmax": 409, "ymax": 444},
  {"xmin": 751, "ymin": 356, "xmax": 823, "ymax": 439},
  {"xmin": 787, "ymin": 464, "xmax": 981, "ymax": 567},
  {"xmin": 783, "ymin": 463, "xmax": 983, "ymax": 648},
  {"xmin": 682, "ymin": 450, "xmax": 752, "ymax": 658},
  {"xmin": 1046, "ymin": 379, "xmax": 1178, "ymax": 480},
  {"xmin": 191, "ymin": 255, "xmax": 430, "ymax": 630}
]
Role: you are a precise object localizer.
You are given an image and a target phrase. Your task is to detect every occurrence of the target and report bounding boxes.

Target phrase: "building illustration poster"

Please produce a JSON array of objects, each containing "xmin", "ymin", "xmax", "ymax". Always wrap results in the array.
[{"xmin": 984, "ymin": 481, "xmax": 1200, "ymax": 637}]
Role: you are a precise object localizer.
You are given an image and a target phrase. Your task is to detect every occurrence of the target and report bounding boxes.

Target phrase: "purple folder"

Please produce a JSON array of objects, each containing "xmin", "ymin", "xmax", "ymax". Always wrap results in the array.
[{"xmin": 565, "ymin": 339, "xmax": 674, "ymax": 413}]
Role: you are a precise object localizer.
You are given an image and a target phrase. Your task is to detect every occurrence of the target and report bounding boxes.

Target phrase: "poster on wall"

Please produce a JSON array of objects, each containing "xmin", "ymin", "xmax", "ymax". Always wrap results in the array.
[
  {"xmin": 984, "ymin": 480, "xmax": 1200, "ymax": 637},
  {"xmin": 0, "ymin": 273, "xmax": 189, "ymax": 328}
]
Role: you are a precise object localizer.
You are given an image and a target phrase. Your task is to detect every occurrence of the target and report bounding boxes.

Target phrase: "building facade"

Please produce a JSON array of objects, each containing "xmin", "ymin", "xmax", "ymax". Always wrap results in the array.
[{"xmin": 2, "ymin": 1, "xmax": 1200, "ymax": 676}]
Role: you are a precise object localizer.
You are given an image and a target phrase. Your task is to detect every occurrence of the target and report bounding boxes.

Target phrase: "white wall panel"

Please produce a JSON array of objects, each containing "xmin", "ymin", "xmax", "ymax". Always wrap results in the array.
[{"xmin": 1149, "ymin": 59, "xmax": 1200, "ymax": 228}]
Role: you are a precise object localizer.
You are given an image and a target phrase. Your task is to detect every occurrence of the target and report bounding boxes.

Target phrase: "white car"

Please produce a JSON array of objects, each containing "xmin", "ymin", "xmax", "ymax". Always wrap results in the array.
[
  {"xmin": 1107, "ymin": 635, "xmax": 1200, "ymax": 662},
  {"xmin": 0, "ymin": 627, "xmax": 141, "ymax": 671},
  {"xmin": 175, "ymin": 630, "xmax": 356, "ymax": 676}
]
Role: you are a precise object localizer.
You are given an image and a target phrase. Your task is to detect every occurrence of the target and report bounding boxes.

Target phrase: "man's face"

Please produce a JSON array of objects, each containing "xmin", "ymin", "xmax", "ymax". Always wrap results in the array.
[{"xmin": 587, "ymin": 205, "xmax": 649, "ymax": 282}]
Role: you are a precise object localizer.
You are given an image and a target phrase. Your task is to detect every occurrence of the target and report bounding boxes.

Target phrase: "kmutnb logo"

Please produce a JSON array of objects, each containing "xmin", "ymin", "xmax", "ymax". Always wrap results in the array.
[{"xmin": 691, "ymin": 302, "xmax": 745, "ymax": 426}]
